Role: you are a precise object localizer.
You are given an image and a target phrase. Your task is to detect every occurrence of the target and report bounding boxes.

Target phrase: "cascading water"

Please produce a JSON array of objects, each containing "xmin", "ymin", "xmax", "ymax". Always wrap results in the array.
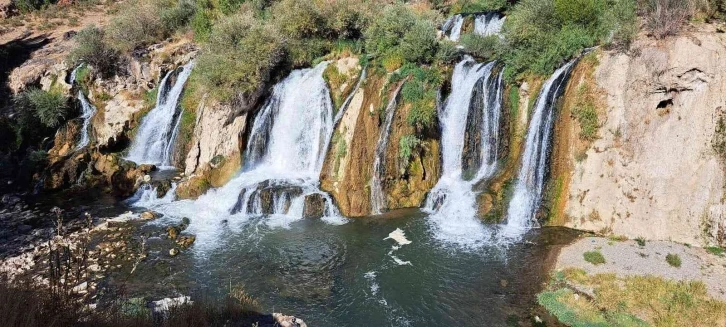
[
  {"xmin": 70, "ymin": 64, "xmax": 97, "ymax": 150},
  {"xmin": 501, "ymin": 59, "xmax": 577, "ymax": 239},
  {"xmin": 75, "ymin": 90, "xmax": 97, "ymax": 150},
  {"xmin": 441, "ymin": 14, "xmax": 465, "ymax": 41},
  {"xmin": 370, "ymin": 82, "xmax": 405, "ymax": 215},
  {"xmin": 130, "ymin": 62, "xmax": 345, "ymax": 249},
  {"xmin": 474, "ymin": 13, "xmax": 506, "ymax": 37},
  {"xmin": 333, "ymin": 67, "xmax": 367, "ymax": 126},
  {"xmin": 126, "ymin": 61, "xmax": 194, "ymax": 167},
  {"xmin": 423, "ymin": 58, "xmax": 503, "ymax": 248}
]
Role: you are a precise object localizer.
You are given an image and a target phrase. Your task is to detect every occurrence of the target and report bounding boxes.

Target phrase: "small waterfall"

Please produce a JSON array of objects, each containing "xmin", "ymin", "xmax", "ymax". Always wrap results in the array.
[
  {"xmin": 69, "ymin": 64, "xmax": 96, "ymax": 150},
  {"xmin": 126, "ymin": 61, "xmax": 194, "ymax": 167},
  {"xmin": 130, "ymin": 62, "xmax": 345, "ymax": 249},
  {"xmin": 75, "ymin": 90, "xmax": 97, "ymax": 150},
  {"xmin": 441, "ymin": 15, "xmax": 465, "ymax": 41},
  {"xmin": 474, "ymin": 13, "xmax": 506, "ymax": 37},
  {"xmin": 502, "ymin": 59, "xmax": 577, "ymax": 239},
  {"xmin": 424, "ymin": 58, "xmax": 503, "ymax": 248},
  {"xmin": 370, "ymin": 82, "xmax": 405, "ymax": 215},
  {"xmin": 333, "ymin": 66, "xmax": 367, "ymax": 126}
]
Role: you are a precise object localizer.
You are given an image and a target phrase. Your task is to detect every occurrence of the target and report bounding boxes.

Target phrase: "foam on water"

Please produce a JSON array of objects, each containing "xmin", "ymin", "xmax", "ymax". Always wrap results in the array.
[{"xmin": 129, "ymin": 62, "xmax": 347, "ymax": 250}]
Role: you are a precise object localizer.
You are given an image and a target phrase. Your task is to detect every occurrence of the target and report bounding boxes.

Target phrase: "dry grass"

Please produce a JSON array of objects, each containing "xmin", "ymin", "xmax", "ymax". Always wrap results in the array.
[{"xmin": 540, "ymin": 268, "xmax": 726, "ymax": 327}]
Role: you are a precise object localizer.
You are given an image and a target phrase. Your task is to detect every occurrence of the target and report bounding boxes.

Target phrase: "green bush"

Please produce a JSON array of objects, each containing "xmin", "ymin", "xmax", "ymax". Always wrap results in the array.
[
  {"xmin": 397, "ymin": 65, "xmax": 443, "ymax": 131},
  {"xmin": 106, "ymin": 0, "xmax": 195, "ymax": 53},
  {"xmin": 195, "ymin": 12, "xmax": 285, "ymax": 101},
  {"xmin": 398, "ymin": 134, "xmax": 420, "ymax": 171},
  {"xmin": 12, "ymin": 0, "xmax": 52, "ymax": 13},
  {"xmin": 706, "ymin": 246, "xmax": 725, "ymax": 256},
  {"xmin": 450, "ymin": 0, "xmax": 509, "ymax": 14},
  {"xmin": 24, "ymin": 89, "xmax": 69, "ymax": 128},
  {"xmin": 666, "ymin": 253, "xmax": 682, "ymax": 268},
  {"xmin": 67, "ymin": 26, "xmax": 119, "ymax": 77},
  {"xmin": 583, "ymin": 250, "xmax": 606, "ymax": 265},
  {"xmin": 460, "ymin": 34, "xmax": 500, "ymax": 59},
  {"xmin": 364, "ymin": 5, "xmax": 438, "ymax": 66},
  {"xmin": 435, "ymin": 40, "xmax": 460, "ymax": 64},
  {"xmin": 270, "ymin": 0, "xmax": 324, "ymax": 39},
  {"xmin": 499, "ymin": 0, "xmax": 636, "ymax": 80}
]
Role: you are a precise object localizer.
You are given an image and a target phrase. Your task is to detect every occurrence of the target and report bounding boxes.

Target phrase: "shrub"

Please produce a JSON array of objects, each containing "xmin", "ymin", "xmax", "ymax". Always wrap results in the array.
[
  {"xmin": 399, "ymin": 134, "xmax": 420, "ymax": 171},
  {"xmin": 499, "ymin": 0, "xmax": 637, "ymax": 80},
  {"xmin": 67, "ymin": 26, "xmax": 119, "ymax": 77},
  {"xmin": 195, "ymin": 13, "xmax": 285, "ymax": 101},
  {"xmin": 641, "ymin": 0, "xmax": 692, "ymax": 39},
  {"xmin": 12, "ymin": 0, "xmax": 52, "ymax": 13},
  {"xmin": 706, "ymin": 246, "xmax": 725, "ymax": 256},
  {"xmin": 270, "ymin": 0, "xmax": 324, "ymax": 39},
  {"xmin": 666, "ymin": 253, "xmax": 682, "ymax": 267},
  {"xmin": 450, "ymin": 0, "xmax": 509, "ymax": 14},
  {"xmin": 460, "ymin": 34, "xmax": 500, "ymax": 59},
  {"xmin": 24, "ymin": 88, "xmax": 69, "ymax": 128},
  {"xmin": 635, "ymin": 237, "xmax": 646, "ymax": 247},
  {"xmin": 583, "ymin": 250, "xmax": 606, "ymax": 265},
  {"xmin": 107, "ymin": 0, "xmax": 194, "ymax": 53},
  {"xmin": 364, "ymin": 4, "xmax": 438, "ymax": 66},
  {"xmin": 398, "ymin": 65, "xmax": 443, "ymax": 131},
  {"xmin": 436, "ymin": 40, "xmax": 460, "ymax": 64}
]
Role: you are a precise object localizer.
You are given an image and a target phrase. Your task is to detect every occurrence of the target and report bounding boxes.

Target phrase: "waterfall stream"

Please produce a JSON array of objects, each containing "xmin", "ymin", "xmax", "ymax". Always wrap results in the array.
[
  {"xmin": 441, "ymin": 14, "xmax": 465, "ymax": 41},
  {"xmin": 501, "ymin": 59, "xmax": 577, "ymax": 239},
  {"xmin": 70, "ymin": 64, "xmax": 97, "ymax": 150},
  {"xmin": 126, "ymin": 61, "xmax": 194, "ymax": 167},
  {"xmin": 130, "ymin": 62, "xmax": 345, "ymax": 250},
  {"xmin": 333, "ymin": 66, "xmax": 367, "ymax": 126},
  {"xmin": 423, "ymin": 58, "xmax": 503, "ymax": 248},
  {"xmin": 370, "ymin": 81, "xmax": 405, "ymax": 215},
  {"xmin": 474, "ymin": 13, "xmax": 506, "ymax": 37}
]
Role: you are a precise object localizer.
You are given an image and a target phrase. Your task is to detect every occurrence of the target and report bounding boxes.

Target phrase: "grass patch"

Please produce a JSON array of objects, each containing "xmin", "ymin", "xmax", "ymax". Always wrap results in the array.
[
  {"xmin": 635, "ymin": 237, "xmax": 646, "ymax": 247},
  {"xmin": 583, "ymin": 251, "xmax": 606, "ymax": 265},
  {"xmin": 706, "ymin": 246, "xmax": 725, "ymax": 256},
  {"xmin": 541, "ymin": 269, "xmax": 726, "ymax": 327},
  {"xmin": 666, "ymin": 253, "xmax": 682, "ymax": 268},
  {"xmin": 608, "ymin": 235, "xmax": 628, "ymax": 242}
]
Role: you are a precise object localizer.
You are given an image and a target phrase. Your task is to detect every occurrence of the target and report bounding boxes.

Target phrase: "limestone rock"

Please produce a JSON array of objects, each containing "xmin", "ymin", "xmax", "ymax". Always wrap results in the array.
[{"xmin": 562, "ymin": 26, "xmax": 726, "ymax": 246}]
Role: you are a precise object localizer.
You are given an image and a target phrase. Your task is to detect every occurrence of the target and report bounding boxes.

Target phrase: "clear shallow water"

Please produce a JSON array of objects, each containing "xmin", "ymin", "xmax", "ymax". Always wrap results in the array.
[{"xmin": 118, "ymin": 208, "xmax": 578, "ymax": 327}]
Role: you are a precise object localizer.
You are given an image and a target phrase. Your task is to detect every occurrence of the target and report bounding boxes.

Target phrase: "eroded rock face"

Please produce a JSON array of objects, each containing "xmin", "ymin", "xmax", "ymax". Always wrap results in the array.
[{"xmin": 562, "ymin": 26, "xmax": 726, "ymax": 246}]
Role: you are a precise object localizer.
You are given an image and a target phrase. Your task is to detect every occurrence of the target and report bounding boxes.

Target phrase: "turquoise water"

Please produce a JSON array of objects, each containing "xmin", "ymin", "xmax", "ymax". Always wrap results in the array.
[{"xmin": 114, "ymin": 208, "xmax": 578, "ymax": 327}]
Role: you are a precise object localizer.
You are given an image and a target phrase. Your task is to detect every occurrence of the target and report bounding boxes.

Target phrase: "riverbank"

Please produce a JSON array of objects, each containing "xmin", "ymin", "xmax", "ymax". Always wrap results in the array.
[{"xmin": 539, "ymin": 236, "xmax": 726, "ymax": 326}]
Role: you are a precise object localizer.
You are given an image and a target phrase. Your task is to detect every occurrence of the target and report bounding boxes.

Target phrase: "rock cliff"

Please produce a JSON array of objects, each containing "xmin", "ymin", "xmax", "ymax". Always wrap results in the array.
[{"xmin": 556, "ymin": 25, "xmax": 726, "ymax": 246}]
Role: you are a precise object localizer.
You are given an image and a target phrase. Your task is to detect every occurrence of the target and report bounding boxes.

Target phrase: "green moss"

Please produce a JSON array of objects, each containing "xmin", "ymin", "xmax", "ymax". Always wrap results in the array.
[
  {"xmin": 572, "ymin": 82, "xmax": 599, "ymax": 141},
  {"xmin": 398, "ymin": 134, "xmax": 420, "ymax": 172}
]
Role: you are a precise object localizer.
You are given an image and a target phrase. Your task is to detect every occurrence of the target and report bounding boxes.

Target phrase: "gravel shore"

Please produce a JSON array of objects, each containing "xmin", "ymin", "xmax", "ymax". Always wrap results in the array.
[{"xmin": 556, "ymin": 237, "xmax": 726, "ymax": 300}]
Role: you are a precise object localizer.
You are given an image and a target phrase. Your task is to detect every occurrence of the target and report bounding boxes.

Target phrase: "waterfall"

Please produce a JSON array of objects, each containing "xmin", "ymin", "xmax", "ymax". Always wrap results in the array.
[
  {"xmin": 69, "ymin": 64, "xmax": 96, "ymax": 150},
  {"xmin": 333, "ymin": 66, "xmax": 367, "ymax": 126},
  {"xmin": 474, "ymin": 13, "xmax": 506, "ymax": 37},
  {"xmin": 370, "ymin": 82, "xmax": 405, "ymax": 215},
  {"xmin": 130, "ymin": 62, "xmax": 345, "ymax": 249},
  {"xmin": 441, "ymin": 15, "xmax": 465, "ymax": 41},
  {"xmin": 423, "ymin": 58, "xmax": 503, "ymax": 248},
  {"xmin": 126, "ymin": 61, "xmax": 194, "ymax": 167},
  {"xmin": 75, "ymin": 90, "xmax": 97, "ymax": 150},
  {"xmin": 501, "ymin": 59, "xmax": 577, "ymax": 239}
]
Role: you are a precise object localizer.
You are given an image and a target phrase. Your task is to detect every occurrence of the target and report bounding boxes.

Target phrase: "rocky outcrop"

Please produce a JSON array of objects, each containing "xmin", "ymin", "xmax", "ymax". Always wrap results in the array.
[
  {"xmin": 320, "ymin": 72, "xmax": 388, "ymax": 216},
  {"xmin": 180, "ymin": 100, "xmax": 247, "ymax": 192},
  {"xmin": 320, "ymin": 67, "xmax": 441, "ymax": 216},
  {"xmin": 558, "ymin": 26, "xmax": 726, "ymax": 246}
]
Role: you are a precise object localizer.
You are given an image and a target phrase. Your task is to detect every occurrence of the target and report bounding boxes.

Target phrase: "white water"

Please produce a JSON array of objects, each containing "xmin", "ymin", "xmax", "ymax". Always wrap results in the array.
[
  {"xmin": 333, "ymin": 66, "xmax": 367, "ymax": 126},
  {"xmin": 69, "ymin": 64, "xmax": 96, "ymax": 150},
  {"xmin": 502, "ymin": 60, "xmax": 577, "ymax": 240},
  {"xmin": 442, "ymin": 15, "xmax": 465, "ymax": 41},
  {"xmin": 370, "ymin": 82, "xmax": 405, "ymax": 215},
  {"xmin": 474, "ymin": 13, "xmax": 506, "ymax": 37},
  {"xmin": 126, "ymin": 61, "xmax": 194, "ymax": 167},
  {"xmin": 75, "ymin": 90, "xmax": 97, "ymax": 150},
  {"xmin": 424, "ymin": 58, "xmax": 502, "ymax": 249},
  {"xmin": 130, "ymin": 62, "xmax": 346, "ymax": 249}
]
